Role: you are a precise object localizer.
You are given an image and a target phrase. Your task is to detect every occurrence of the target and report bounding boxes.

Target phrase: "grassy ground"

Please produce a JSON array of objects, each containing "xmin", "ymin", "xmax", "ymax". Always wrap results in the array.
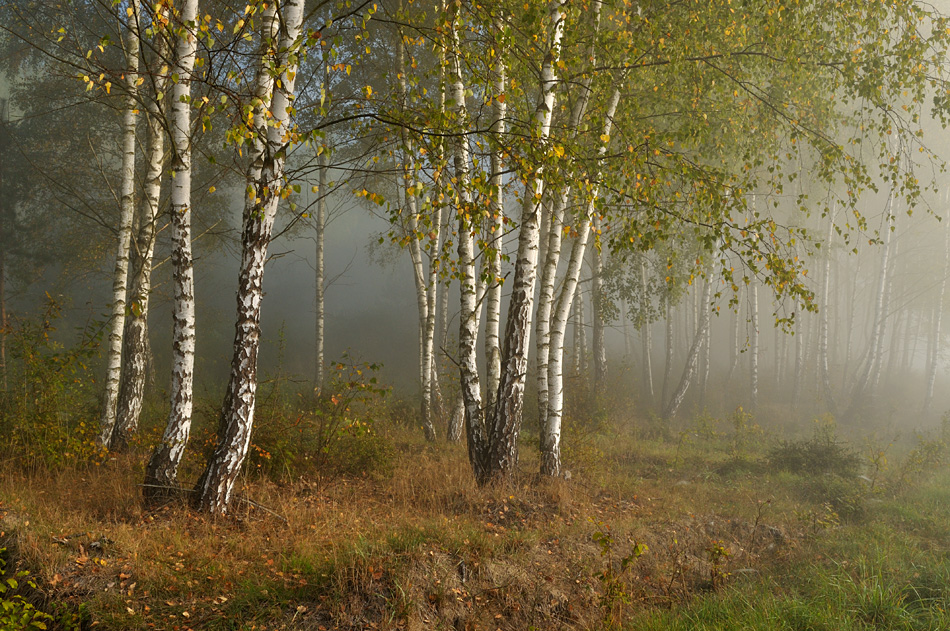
[{"xmin": 1, "ymin": 403, "xmax": 949, "ymax": 630}]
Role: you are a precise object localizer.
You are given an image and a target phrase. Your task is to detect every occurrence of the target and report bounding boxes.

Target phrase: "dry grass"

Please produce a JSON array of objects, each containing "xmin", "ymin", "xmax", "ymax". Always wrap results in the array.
[{"xmin": 0, "ymin": 418, "xmax": 833, "ymax": 631}]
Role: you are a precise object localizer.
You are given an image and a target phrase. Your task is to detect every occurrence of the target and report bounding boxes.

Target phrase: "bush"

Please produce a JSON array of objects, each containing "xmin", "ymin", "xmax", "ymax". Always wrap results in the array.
[
  {"xmin": 768, "ymin": 419, "xmax": 860, "ymax": 477},
  {"xmin": 0, "ymin": 298, "xmax": 104, "ymax": 470},
  {"xmin": 240, "ymin": 357, "xmax": 394, "ymax": 480},
  {"xmin": 0, "ymin": 547, "xmax": 52, "ymax": 630}
]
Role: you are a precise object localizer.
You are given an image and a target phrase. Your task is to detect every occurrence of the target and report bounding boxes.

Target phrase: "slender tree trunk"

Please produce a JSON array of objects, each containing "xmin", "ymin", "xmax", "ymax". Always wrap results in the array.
[
  {"xmin": 396, "ymin": 28, "xmax": 437, "ymax": 442},
  {"xmin": 98, "ymin": 0, "xmax": 141, "ymax": 446},
  {"xmin": 873, "ymin": 235, "xmax": 899, "ymax": 392},
  {"xmin": 726, "ymin": 296, "xmax": 741, "ymax": 383},
  {"xmin": 313, "ymin": 151, "xmax": 327, "ymax": 394},
  {"xmin": 640, "ymin": 259, "xmax": 654, "ymax": 404},
  {"xmin": 535, "ymin": 74, "xmax": 596, "ymax": 439},
  {"xmin": 663, "ymin": 274, "xmax": 714, "ymax": 420},
  {"xmin": 924, "ymin": 205, "xmax": 950, "ymax": 413},
  {"xmin": 818, "ymin": 211, "xmax": 838, "ymax": 416},
  {"xmin": 573, "ymin": 297, "xmax": 582, "ymax": 374},
  {"xmin": 448, "ymin": 5, "xmax": 488, "ymax": 476},
  {"xmin": 591, "ymin": 216, "xmax": 607, "ymax": 391},
  {"xmin": 111, "ymin": 23, "xmax": 169, "ymax": 451},
  {"xmin": 578, "ymin": 291, "xmax": 589, "ymax": 374},
  {"xmin": 484, "ymin": 15, "xmax": 506, "ymax": 412},
  {"xmin": 193, "ymin": 0, "xmax": 304, "ymax": 514},
  {"xmin": 540, "ymin": 87, "xmax": 619, "ymax": 477},
  {"xmin": 699, "ymin": 292, "xmax": 711, "ymax": 409},
  {"xmin": 145, "ymin": 0, "xmax": 199, "ymax": 502},
  {"xmin": 750, "ymin": 280, "xmax": 759, "ymax": 412},
  {"xmin": 848, "ymin": 200, "xmax": 894, "ymax": 417},
  {"xmin": 662, "ymin": 293, "xmax": 674, "ymax": 403}
]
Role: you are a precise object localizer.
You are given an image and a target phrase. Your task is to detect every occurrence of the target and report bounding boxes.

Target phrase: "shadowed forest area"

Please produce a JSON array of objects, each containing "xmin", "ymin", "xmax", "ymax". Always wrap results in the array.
[{"xmin": 3, "ymin": 0, "xmax": 950, "ymax": 628}]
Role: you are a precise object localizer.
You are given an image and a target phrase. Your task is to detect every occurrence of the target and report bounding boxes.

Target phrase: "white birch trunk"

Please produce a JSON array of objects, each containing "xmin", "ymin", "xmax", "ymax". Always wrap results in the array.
[
  {"xmin": 818, "ymin": 210, "xmax": 838, "ymax": 416},
  {"xmin": 535, "ymin": 67, "xmax": 598, "ymax": 437},
  {"xmin": 396, "ymin": 28, "xmax": 438, "ymax": 442},
  {"xmin": 663, "ymin": 275, "xmax": 714, "ymax": 420},
  {"xmin": 540, "ymin": 87, "xmax": 619, "ymax": 477},
  {"xmin": 193, "ymin": 0, "xmax": 304, "ymax": 514},
  {"xmin": 314, "ymin": 151, "xmax": 327, "ymax": 394},
  {"xmin": 111, "ymin": 20, "xmax": 169, "ymax": 451},
  {"xmin": 640, "ymin": 258, "xmax": 655, "ymax": 404},
  {"xmin": 145, "ymin": 0, "xmax": 199, "ymax": 501},
  {"xmin": 476, "ymin": 0, "xmax": 566, "ymax": 484},
  {"xmin": 592, "ymin": 215, "xmax": 607, "ymax": 390},
  {"xmin": 447, "ymin": 5, "xmax": 488, "ymax": 473},
  {"xmin": 849, "ymin": 201, "xmax": 894, "ymax": 415},
  {"xmin": 98, "ymin": 0, "xmax": 141, "ymax": 447},
  {"xmin": 484, "ymin": 17, "xmax": 507, "ymax": 411},
  {"xmin": 924, "ymin": 204, "xmax": 950, "ymax": 413},
  {"xmin": 750, "ymin": 279, "xmax": 759, "ymax": 412}
]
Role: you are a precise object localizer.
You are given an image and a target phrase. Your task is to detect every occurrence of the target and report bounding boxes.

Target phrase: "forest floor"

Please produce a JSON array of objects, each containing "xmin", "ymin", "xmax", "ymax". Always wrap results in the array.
[{"xmin": 2, "ymin": 405, "xmax": 950, "ymax": 630}]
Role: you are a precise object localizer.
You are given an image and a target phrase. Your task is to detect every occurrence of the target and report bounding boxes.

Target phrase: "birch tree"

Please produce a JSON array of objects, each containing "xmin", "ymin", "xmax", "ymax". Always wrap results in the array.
[
  {"xmin": 98, "ymin": 0, "xmax": 141, "ymax": 447},
  {"xmin": 109, "ymin": 14, "xmax": 170, "ymax": 451},
  {"xmin": 144, "ymin": 0, "xmax": 200, "ymax": 502},
  {"xmin": 193, "ymin": 0, "xmax": 307, "ymax": 514}
]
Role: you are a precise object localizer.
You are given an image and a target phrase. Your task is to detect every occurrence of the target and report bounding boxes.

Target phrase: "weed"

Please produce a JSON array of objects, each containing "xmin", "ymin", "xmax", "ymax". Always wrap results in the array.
[
  {"xmin": 729, "ymin": 406, "xmax": 762, "ymax": 462},
  {"xmin": 590, "ymin": 519, "xmax": 647, "ymax": 630},
  {"xmin": 0, "ymin": 297, "xmax": 105, "ymax": 471},
  {"xmin": 0, "ymin": 547, "xmax": 52, "ymax": 630}
]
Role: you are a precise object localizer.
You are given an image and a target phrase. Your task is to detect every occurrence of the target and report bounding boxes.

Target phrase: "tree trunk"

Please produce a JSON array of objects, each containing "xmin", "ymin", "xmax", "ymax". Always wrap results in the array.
[
  {"xmin": 193, "ymin": 0, "xmax": 304, "ymax": 514},
  {"xmin": 640, "ymin": 259, "xmax": 654, "ymax": 405},
  {"xmin": 313, "ymin": 151, "xmax": 327, "ymax": 394},
  {"xmin": 924, "ymin": 205, "xmax": 950, "ymax": 413},
  {"xmin": 484, "ymin": 16, "xmax": 506, "ymax": 412},
  {"xmin": 145, "ymin": 0, "xmax": 199, "ymax": 503},
  {"xmin": 750, "ymin": 280, "xmax": 759, "ymax": 412},
  {"xmin": 818, "ymin": 211, "xmax": 838, "ymax": 416},
  {"xmin": 466, "ymin": 0, "xmax": 565, "ymax": 485},
  {"xmin": 540, "ymin": 86, "xmax": 619, "ymax": 477},
  {"xmin": 98, "ymin": 0, "xmax": 141, "ymax": 447},
  {"xmin": 662, "ymin": 293, "xmax": 674, "ymax": 403},
  {"xmin": 848, "ymin": 198, "xmax": 894, "ymax": 417},
  {"xmin": 591, "ymin": 215, "xmax": 607, "ymax": 391},
  {"xmin": 111, "ymin": 22, "xmax": 169, "ymax": 451},
  {"xmin": 448, "ymin": 4, "xmax": 488, "ymax": 476},
  {"xmin": 663, "ymin": 275, "xmax": 714, "ymax": 420},
  {"xmin": 726, "ymin": 294, "xmax": 740, "ymax": 383},
  {"xmin": 535, "ymin": 71, "xmax": 596, "ymax": 437},
  {"xmin": 396, "ymin": 27, "xmax": 437, "ymax": 442}
]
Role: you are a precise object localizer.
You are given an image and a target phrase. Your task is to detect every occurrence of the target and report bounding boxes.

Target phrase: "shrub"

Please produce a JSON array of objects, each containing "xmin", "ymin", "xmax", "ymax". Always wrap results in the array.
[
  {"xmin": 0, "ymin": 547, "xmax": 52, "ymax": 630},
  {"xmin": 0, "ymin": 297, "xmax": 104, "ymax": 470},
  {"xmin": 768, "ymin": 419, "xmax": 860, "ymax": 477},
  {"xmin": 242, "ymin": 356, "xmax": 393, "ymax": 480}
]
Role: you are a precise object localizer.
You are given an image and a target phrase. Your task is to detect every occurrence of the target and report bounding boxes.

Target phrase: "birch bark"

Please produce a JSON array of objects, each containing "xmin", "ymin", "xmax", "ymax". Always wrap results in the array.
[
  {"xmin": 98, "ymin": 0, "xmax": 141, "ymax": 447},
  {"xmin": 475, "ymin": 0, "xmax": 566, "ymax": 484},
  {"xmin": 314, "ymin": 150, "xmax": 327, "ymax": 394},
  {"xmin": 193, "ymin": 0, "xmax": 305, "ymax": 514},
  {"xmin": 111, "ymin": 19, "xmax": 169, "ymax": 451},
  {"xmin": 540, "ymin": 87, "xmax": 619, "ymax": 477},
  {"xmin": 818, "ymin": 211, "xmax": 838, "ymax": 416},
  {"xmin": 923, "ymin": 205, "xmax": 950, "ymax": 413},
  {"xmin": 484, "ymin": 15, "xmax": 506, "ymax": 411},
  {"xmin": 145, "ymin": 0, "xmax": 199, "ymax": 501},
  {"xmin": 663, "ymin": 275, "xmax": 714, "ymax": 420}
]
